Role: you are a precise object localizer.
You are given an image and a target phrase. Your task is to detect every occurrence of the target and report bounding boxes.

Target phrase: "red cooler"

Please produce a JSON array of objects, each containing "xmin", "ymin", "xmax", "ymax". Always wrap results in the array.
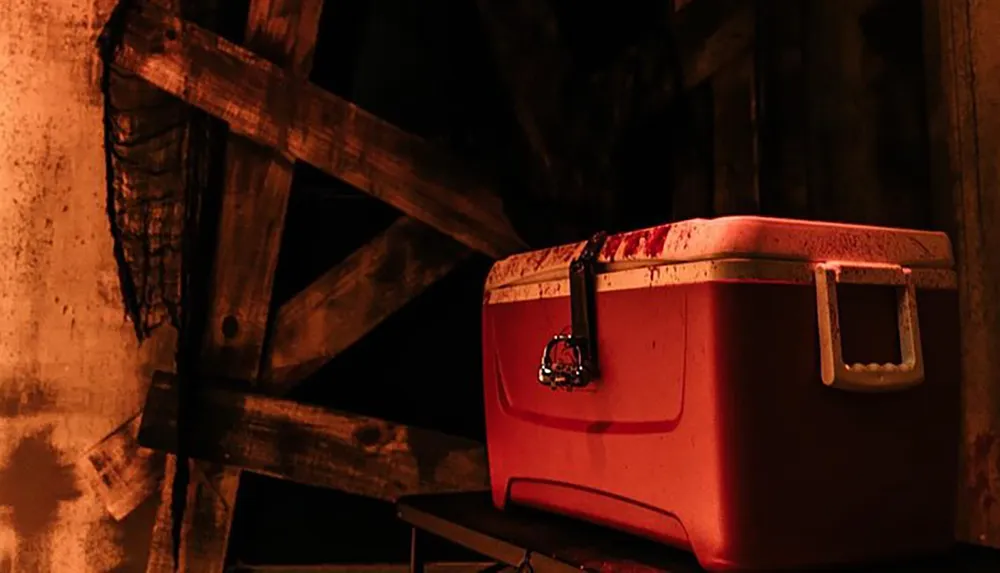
[{"xmin": 481, "ymin": 217, "xmax": 959, "ymax": 571}]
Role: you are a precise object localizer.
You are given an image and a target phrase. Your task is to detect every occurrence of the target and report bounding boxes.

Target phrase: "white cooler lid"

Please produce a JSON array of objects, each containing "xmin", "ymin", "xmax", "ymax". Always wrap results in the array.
[{"xmin": 485, "ymin": 216, "xmax": 954, "ymax": 291}]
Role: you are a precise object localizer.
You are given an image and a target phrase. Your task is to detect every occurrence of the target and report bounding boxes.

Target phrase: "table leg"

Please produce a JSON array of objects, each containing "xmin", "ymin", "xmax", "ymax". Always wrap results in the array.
[{"xmin": 409, "ymin": 527, "xmax": 426, "ymax": 573}]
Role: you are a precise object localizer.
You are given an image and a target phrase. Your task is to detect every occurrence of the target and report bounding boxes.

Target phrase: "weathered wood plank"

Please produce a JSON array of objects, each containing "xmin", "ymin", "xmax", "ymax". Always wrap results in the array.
[
  {"xmin": 138, "ymin": 371, "xmax": 489, "ymax": 500},
  {"xmin": 712, "ymin": 51, "xmax": 759, "ymax": 215},
  {"xmin": 923, "ymin": 0, "xmax": 1000, "ymax": 548},
  {"xmin": 264, "ymin": 217, "xmax": 471, "ymax": 390},
  {"xmin": 145, "ymin": 1, "xmax": 326, "ymax": 571},
  {"xmin": 113, "ymin": 1, "xmax": 525, "ymax": 258},
  {"xmin": 198, "ymin": 0, "xmax": 322, "ymax": 380}
]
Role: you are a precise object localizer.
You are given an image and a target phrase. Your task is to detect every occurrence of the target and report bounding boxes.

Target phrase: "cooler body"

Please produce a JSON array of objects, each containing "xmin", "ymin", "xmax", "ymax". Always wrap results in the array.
[{"xmin": 481, "ymin": 217, "xmax": 960, "ymax": 571}]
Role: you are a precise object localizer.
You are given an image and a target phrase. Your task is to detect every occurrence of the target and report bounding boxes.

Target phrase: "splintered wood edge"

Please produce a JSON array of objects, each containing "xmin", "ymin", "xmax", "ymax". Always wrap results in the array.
[
  {"xmin": 138, "ymin": 371, "xmax": 489, "ymax": 500},
  {"xmin": 78, "ymin": 413, "xmax": 165, "ymax": 521}
]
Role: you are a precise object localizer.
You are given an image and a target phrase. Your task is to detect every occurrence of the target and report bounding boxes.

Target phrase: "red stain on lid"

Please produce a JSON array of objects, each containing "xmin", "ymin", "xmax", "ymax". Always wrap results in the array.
[
  {"xmin": 643, "ymin": 225, "xmax": 672, "ymax": 258},
  {"xmin": 620, "ymin": 231, "xmax": 646, "ymax": 258},
  {"xmin": 600, "ymin": 233, "xmax": 624, "ymax": 260},
  {"xmin": 615, "ymin": 225, "xmax": 673, "ymax": 259}
]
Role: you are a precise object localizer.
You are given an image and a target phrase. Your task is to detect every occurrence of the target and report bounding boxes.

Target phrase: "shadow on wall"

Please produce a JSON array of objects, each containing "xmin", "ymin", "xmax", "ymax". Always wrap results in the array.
[{"xmin": 0, "ymin": 427, "xmax": 81, "ymax": 572}]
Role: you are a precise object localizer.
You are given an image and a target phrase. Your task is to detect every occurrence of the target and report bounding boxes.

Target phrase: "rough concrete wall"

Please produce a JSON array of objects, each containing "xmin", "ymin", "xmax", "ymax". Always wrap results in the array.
[{"xmin": 0, "ymin": 0, "xmax": 172, "ymax": 571}]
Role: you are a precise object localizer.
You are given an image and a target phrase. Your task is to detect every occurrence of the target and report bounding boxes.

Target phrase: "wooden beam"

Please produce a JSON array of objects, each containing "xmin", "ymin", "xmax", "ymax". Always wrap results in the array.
[
  {"xmin": 263, "ymin": 217, "xmax": 471, "ymax": 390},
  {"xmin": 923, "ymin": 0, "xmax": 1000, "ymax": 548},
  {"xmin": 112, "ymin": 1, "xmax": 525, "ymax": 258},
  {"xmin": 138, "ymin": 371, "xmax": 489, "ymax": 501},
  {"xmin": 144, "ymin": 1, "xmax": 326, "ymax": 571}
]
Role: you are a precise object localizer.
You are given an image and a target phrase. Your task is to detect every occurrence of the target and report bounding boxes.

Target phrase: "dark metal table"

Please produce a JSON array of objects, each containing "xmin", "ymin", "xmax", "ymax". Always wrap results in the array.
[
  {"xmin": 397, "ymin": 492, "xmax": 998, "ymax": 573},
  {"xmin": 399, "ymin": 492, "xmax": 708, "ymax": 572}
]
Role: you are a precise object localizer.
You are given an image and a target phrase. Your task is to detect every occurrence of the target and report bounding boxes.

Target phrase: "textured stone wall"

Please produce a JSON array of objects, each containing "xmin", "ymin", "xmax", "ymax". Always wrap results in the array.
[{"xmin": 0, "ymin": 1, "xmax": 171, "ymax": 570}]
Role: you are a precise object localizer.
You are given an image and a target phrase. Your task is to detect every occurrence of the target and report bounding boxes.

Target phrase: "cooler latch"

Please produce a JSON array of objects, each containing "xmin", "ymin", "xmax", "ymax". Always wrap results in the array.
[{"xmin": 538, "ymin": 231, "xmax": 607, "ymax": 391}]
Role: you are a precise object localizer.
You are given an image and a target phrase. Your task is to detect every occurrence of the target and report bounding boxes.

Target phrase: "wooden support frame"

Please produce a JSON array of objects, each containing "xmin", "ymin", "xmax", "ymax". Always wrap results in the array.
[
  {"xmin": 145, "ymin": 1, "xmax": 326, "ymax": 570},
  {"xmin": 83, "ymin": 219, "xmax": 472, "ymax": 526},
  {"xmin": 85, "ymin": 218, "xmax": 472, "ymax": 518},
  {"xmin": 138, "ymin": 371, "xmax": 488, "ymax": 499},
  {"xmin": 86, "ymin": 0, "xmax": 489, "ymax": 533},
  {"xmin": 113, "ymin": 0, "xmax": 524, "ymax": 258}
]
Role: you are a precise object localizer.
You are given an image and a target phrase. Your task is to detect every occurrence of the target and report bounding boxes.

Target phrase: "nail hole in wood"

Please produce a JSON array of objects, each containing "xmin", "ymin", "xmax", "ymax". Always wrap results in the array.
[
  {"xmin": 221, "ymin": 316, "xmax": 239, "ymax": 339},
  {"xmin": 354, "ymin": 425, "xmax": 382, "ymax": 447}
]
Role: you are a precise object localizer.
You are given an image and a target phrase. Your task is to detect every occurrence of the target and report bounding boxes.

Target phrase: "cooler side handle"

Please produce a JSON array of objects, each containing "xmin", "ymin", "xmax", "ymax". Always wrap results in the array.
[{"xmin": 814, "ymin": 262, "xmax": 925, "ymax": 392}]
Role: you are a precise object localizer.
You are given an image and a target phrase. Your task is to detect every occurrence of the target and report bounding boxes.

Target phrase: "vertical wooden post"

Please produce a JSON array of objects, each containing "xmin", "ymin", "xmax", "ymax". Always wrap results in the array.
[
  {"xmin": 924, "ymin": 0, "xmax": 1000, "ymax": 549},
  {"xmin": 712, "ymin": 50, "xmax": 760, "ymax": 216},
  {"xmin": 145, "ymin": 1, "xmax": 325, "ymax": 571},
  {"xmin": 755, "ymin": 0, "xmax": 809, "ymax": 219}
]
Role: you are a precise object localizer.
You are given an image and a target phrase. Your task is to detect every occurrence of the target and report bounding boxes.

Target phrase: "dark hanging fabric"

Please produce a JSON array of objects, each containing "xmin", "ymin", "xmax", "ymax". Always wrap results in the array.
[
  {"xmin": 101, "ymin": 2, "xmax": 189, "ymax": 342},
  {"xmin": 98, "ymin": 1, "xmax": 225, "ymax": 570}
]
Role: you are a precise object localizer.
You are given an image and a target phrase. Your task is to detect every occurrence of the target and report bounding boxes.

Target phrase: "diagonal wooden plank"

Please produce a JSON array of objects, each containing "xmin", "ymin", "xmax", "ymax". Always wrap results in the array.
[
  {"xmin": 144, "ymin": 1, "xmax": 326, "ymax": 571},
  {"xmin": 263, "ymin": 217, "xmax": 471, "ymax": 391},
  {"xmin": 112, "ymin": 1, "xmax": 525, "ymax": 258},
  {"xmin": 672, "ymin": 0, "xmax": 755, "ymax": 89},
  {"xmin": 138, "ymin": 371, "xmax": 489, "ymax": 500}
]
